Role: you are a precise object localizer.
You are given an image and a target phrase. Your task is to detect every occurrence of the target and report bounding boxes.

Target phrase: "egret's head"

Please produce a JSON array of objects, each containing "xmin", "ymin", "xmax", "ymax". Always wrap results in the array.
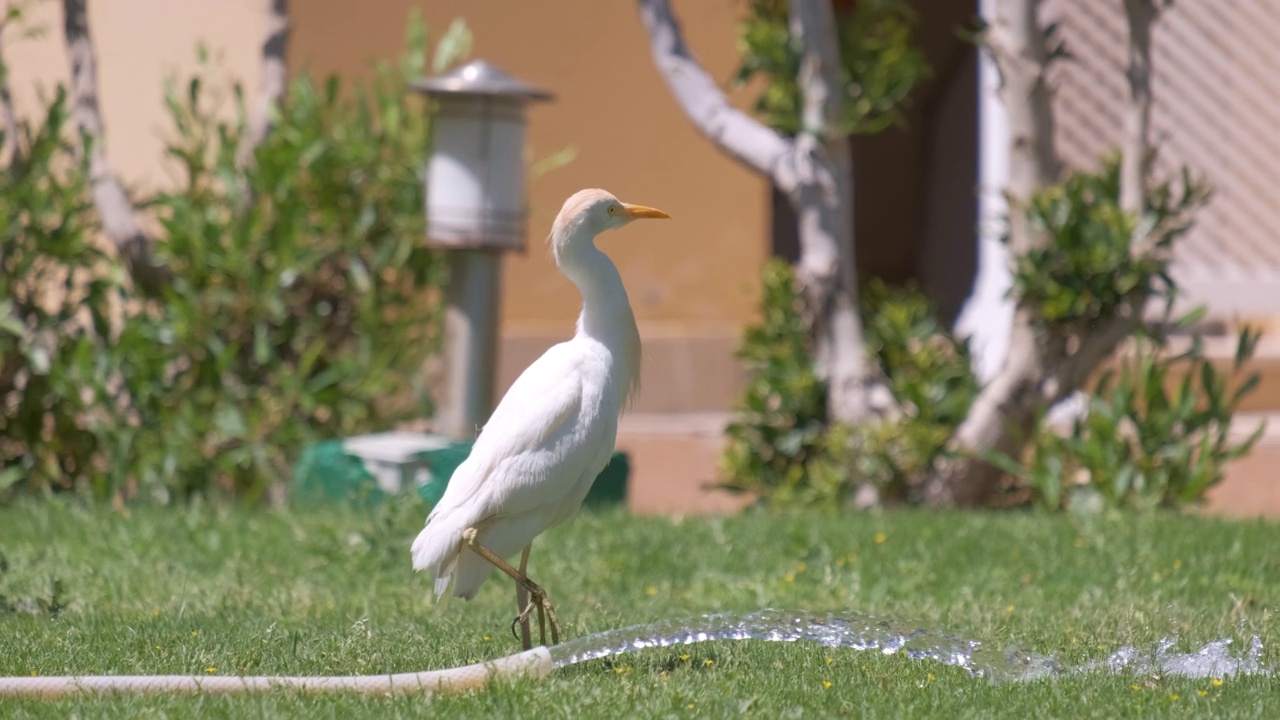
[{"xmin": 550, "ymin": 189, "xmax": 669, "ymax": 253}]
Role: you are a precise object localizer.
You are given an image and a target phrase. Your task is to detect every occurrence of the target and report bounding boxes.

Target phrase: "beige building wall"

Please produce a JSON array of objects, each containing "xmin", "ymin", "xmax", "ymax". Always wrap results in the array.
[
  {"xmin": 289, "ymin": 0, "xmax": 769, "ymax": 413},
  {"xmin": 7, "ymin": 0, "xmax": 265, "ymax": 196}
]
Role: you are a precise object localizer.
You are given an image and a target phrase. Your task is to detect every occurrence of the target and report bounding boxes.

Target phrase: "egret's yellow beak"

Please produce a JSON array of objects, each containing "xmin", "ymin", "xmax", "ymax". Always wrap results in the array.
[{"xmin": 621, "ymin": 203, "xmax": 670, "ymax": 220}]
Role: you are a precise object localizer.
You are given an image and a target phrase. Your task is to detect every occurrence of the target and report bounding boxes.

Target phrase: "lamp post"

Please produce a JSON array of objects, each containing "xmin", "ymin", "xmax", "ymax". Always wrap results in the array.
[{"xmin": 412, "ymin": 60, "xmax": 554, "ymax": 440}]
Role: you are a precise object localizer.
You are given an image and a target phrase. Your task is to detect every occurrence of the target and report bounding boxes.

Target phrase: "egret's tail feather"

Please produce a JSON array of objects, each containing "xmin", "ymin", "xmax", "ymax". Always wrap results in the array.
[
  {"xmin": 450, "ymin": 549, "xmax": 499, "ymax": 601},
  {"xmin": 432, "ymin": 560, "xmax": 455, "ymax": 599},
  {"xmin": 411, "ymin": 512, "xmax": 470, "ymax": 599}
]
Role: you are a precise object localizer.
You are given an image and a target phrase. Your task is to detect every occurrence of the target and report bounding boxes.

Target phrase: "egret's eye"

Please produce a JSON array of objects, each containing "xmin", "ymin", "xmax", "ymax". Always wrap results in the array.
[{"xmin": 607, "ymin": 205, "xmax": 617, "ymax": 216}]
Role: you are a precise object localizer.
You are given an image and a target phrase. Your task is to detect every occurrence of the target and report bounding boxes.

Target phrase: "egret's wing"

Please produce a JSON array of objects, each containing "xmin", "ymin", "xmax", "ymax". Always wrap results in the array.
[{"xmin": 426, "ymin": 343, "xmax": 593, "ymax": 524}]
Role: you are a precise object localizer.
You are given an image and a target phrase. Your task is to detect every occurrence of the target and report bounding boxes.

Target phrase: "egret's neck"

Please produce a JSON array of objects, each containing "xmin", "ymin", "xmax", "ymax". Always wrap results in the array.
[
  {"xmin": 557, "ymin": 241, "xmax": 635, "ymax": 346},
  {"xmin": 555, "ymin": 232, "xmax": 642, "ymax": 403}
]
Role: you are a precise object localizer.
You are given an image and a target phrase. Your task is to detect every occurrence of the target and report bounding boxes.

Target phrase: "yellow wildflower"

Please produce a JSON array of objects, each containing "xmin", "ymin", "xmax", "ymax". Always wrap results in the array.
[{"xmin": 874, "ymin": 532, "xmax": 887, "ymax": 545}]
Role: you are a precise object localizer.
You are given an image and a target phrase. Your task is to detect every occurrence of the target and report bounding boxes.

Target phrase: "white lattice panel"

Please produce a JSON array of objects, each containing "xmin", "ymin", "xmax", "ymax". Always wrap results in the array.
[{"xmin": 1045, "ymin": 0, "xmax": 1280, "ymax": 288}]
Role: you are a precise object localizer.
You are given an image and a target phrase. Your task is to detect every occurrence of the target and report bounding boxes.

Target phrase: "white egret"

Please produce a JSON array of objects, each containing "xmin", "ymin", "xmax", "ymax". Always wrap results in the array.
[{"xmin": 411, "ymin": 188, "xmax": 669, "ymax": 649}]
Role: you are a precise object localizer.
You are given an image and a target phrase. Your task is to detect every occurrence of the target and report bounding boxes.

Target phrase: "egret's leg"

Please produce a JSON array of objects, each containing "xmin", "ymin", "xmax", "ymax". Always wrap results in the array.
[
  {"xmin": 462, "ymin": 528, "xmax": 562, "ymax": 647},
  {"xmin": 514, "ymin": 545, "xmax": 532, "ymax": 649}
]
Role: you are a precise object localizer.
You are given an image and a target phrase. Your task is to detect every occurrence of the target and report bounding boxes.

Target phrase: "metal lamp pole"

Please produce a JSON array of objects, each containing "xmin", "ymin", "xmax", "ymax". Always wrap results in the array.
[{"xmin": 412, "ymin": 60, "xmax": 554, "ymax": 440}]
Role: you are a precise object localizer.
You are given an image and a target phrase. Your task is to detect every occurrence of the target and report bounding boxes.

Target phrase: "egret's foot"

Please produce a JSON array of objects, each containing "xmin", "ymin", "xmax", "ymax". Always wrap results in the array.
[
  {"xmin": 511, "ymin": 584, "xmax": 561, "ymax": 648},
  {"xmin": 507, "ymin": 581, "xmax": 560, "ymax": 648},
  {"xmin": 462, "ymin": 528, "xmax": 562, "ymax": 649}
]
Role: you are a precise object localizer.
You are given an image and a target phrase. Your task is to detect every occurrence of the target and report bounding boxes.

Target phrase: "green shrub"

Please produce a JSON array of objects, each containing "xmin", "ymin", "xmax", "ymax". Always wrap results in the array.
[
  {"xmin": 0, "ymin": 87, "xmax": 133, "ymax": 499},
  {"xmin": 719, "ymin": 263, "xmax": 975, "ymax": 506},
  {"xmin": 993, "ymin": 323, "xmax": 1265, "ymax": 512},
  {"xmin": 0, "ymin": 12, "xmax": 461, "ymax": 504},
  {"xmin": 733, "ymin": 0, "xmax": 929, "ymax": 136},
  {"xmin": 1013, "ymin": 156, "xmax": 1208, "ymax": 333},
  {"xmin": 855, "ymin": 279, "xmax": 978, "ymax": 499},
  {"xmin": 981, "ymin": 157, "xmax": 1253, "ymax": 511},
  {"xmin": 719, "ymin": 260, "xmax": 845, "ymax": 506},
  {"xmin": 119, "ymin": 17, "xmax": 452, "ymax": 502}
]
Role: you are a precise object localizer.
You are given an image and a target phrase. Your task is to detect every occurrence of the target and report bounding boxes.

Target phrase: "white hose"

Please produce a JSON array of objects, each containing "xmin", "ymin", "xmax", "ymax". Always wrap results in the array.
[{"xmin": 0, "ymin": 647, "xmax": 553, "ymax": 699}]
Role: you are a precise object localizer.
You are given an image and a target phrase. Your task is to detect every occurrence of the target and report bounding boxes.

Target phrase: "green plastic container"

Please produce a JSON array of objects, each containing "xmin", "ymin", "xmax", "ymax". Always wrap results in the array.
[
  {"xmin": 413, "ymin": 443, "xmax": 630, "ymax": 508},
  {"xmin": 292, "ymin": 431, "xmax": 628, "ymax": 508}
]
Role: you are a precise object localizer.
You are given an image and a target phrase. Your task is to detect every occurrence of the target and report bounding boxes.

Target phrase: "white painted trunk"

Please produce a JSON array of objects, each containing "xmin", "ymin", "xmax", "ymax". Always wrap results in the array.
[
  {"xmin": 62, "ymin": 0, "xmax": 169, "ymax": 295},
  {"xmin": 239, "ymin": 0, "xmax": 290, "ymax": 167},
  {"xmin": 955, "ymin": 1, "xmax": 1014, "ymax": 385},
  {"xmin": 638, "ymin": 0, "xmax": 871, "ymax": 425},
  {"xmin": 0, "ymin": 0, "xmax": 19, "ymax": 166}
]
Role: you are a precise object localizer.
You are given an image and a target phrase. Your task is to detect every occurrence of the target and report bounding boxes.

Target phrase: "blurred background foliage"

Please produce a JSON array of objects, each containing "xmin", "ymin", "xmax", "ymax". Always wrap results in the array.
[
  {"xmin": 723, "ymin": 164, "xmax": 1261, "ymax": 514},
  {"xmin": 733, "ymin": 0, "xmax": 928, "ymax": 136},
  {"xmin": 0, "ymin": 12, "xmax": 458, "ymax": 504}
]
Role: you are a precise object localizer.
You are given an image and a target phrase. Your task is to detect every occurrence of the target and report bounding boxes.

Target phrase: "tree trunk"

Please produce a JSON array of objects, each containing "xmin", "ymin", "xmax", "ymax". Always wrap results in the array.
[
  {"xmin": 62, "ymin": 0, "xmax": 170, "ymax": 296},
  {"xmin": 923, "ymin": 0, "xmax": 1059, "ymax": 505},
  {"xmin": 787, "ymin": 0, "xmax": 868, "ymax": 423},
  {"xmin": 238, "ymin": 0, "xmax": 289, "ymax": 167},
  {"xmin": 787, "ymin": 138, "xmax": 867, "ymax": 423},
  {"xmin": 930, "ymin": 313, "xmax": 1045, "ymax": 505},
  {"xmin": 954, "ymin": 0, "xmax": 1015, "ymax": 385},
  {"xmin": 637, "ymin": 0, "xmax": 871, "ymax": 424},
  {"xmin": 929, "ymin": 0, "xmax": 1168, "ymax": 507},
  {"xmin": 0, "ymin": 0, "xmax": 20, "ymax": 167}
]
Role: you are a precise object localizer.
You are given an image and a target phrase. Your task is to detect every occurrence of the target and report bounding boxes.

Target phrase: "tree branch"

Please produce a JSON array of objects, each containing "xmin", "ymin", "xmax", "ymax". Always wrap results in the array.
[
  {"xmin": 1051, "ymin": 302, "xmax": 1145, "ymax": 396},
  {"xmin": 238, "ymin": 0, "xmax": 289, "ymax": 167},
  {"xmin": 1120, "ymin": 0, "xmax": 1156, "ymax": 217},
  {"xmin": 62, "ymin": 0, "xmax": 170, "ymax": 295},
  {"xmin": 0, "ymin": 0, "xmax": 20, "ymax": 166},
  {"xmin": 636, "ymin": 0, "xmax": 796, "ymax": 189}
]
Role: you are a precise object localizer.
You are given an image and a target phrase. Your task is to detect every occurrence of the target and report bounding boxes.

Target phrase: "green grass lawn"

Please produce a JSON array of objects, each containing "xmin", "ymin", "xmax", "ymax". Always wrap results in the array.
[{"xmin": 0, "ymin": 498, "xmax": 1276, "ymax": 718}]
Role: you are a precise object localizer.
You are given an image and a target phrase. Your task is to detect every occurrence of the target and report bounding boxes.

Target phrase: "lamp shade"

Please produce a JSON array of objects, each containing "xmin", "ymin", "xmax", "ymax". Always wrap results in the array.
[{"xmin": 412, "ymin": 60, "xmax": 553, "ymax": 252}]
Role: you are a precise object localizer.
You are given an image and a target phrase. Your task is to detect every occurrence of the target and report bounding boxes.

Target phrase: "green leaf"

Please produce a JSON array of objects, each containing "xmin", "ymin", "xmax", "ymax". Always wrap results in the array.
[
  {"xmin": 1173, "ymin": 304, "xmax": 1207, "ymax": 329},
  {"xmin": 1230, "ymin": 373, "xmax": 1261, "ymax": 409},
  {"xmin": 432, "ymin": 19, "xmax": 473, "ymax": 74}
]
